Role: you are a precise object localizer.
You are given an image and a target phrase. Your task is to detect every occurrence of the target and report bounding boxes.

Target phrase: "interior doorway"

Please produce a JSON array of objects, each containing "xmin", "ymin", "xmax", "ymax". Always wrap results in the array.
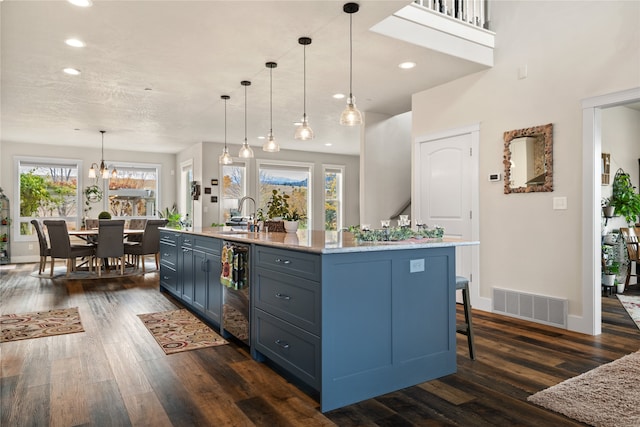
[{"xmin": 582, "ymin": 87, "xmax": 640, "ymax": 336}]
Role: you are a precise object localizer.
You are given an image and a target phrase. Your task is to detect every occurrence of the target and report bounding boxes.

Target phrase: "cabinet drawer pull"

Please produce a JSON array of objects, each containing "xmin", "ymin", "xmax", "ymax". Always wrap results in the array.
[
  {"xmin": 182, "ymin": 248, "xmax": 191, "ymax": 252},
  {"xmin": 275, "ymin": 293, "xmax": 291, "ymax": 300},
  {"xmin": 275, "ymin": 258, "xmax": 291, "ymax": 265},
  {"xmin": 163, "ymin": 276, "xmax": 170, "ymax": 280},
  {"xmin": 275, "ymin": 339, "xmax": 290, "ymax": 349},
  {"xmin": 163, "ymin": 253, "xmax": 171, "ymax": 257}
]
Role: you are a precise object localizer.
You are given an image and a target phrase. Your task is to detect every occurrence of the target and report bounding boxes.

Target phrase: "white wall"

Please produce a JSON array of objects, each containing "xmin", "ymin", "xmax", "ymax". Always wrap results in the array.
[
  {"xmin": 183, "ymin": 141, "xmax": 360, "ymax": 230},
  {"xmin": 361, "ymin": 111, "xmax": 412, "ymax": 226},
  {"xmin": 0, "ymin": 141, "xmax": 176, "ymax": 261},
  {"xmin": 411, "ymin": 0, "xmax": 640, "ymax": 325}
]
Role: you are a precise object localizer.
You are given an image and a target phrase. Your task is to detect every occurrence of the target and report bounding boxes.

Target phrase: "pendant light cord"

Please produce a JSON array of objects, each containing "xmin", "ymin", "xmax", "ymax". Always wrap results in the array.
[
  {"xmin": 244, "ymin": 83, "xmax": 248, "ymax": 143},
  {"xmin": 224, "ymin": 98, "xmax": 227, "ymax": 149},
  {"xmin": 303, "ymin": 43, "xmax": 307, "ymax": 116},
  {"xmin": 349, "ymin": 12, "xmax": 353, "ymax": 98},
  {"xmin": 270, "ymin": 66, "xmax": 273, "ymax": 133}
]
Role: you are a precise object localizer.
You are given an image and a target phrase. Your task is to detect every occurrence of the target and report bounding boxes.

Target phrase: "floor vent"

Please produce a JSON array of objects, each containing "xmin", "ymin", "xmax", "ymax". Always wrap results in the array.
[{"xmin": 492, "ymin": 287, "xmax": 567, "ymax": 328}]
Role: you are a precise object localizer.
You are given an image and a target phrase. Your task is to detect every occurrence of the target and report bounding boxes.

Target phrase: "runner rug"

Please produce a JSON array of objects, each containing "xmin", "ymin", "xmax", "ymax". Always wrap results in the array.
[
  {"xmin": 527, "ymin": 351, "xmax": 640, "ymax": 427},
  {"xmin": 617, "ymin": 294, "xmax": 640, "ymax": 330},
  {"xmin": 1, "ymin": 307, "xmax": 84, "ymax": 343},
  {"xmin": 138, "ymin": 308, "xmax": 227, "ymax": 355}
]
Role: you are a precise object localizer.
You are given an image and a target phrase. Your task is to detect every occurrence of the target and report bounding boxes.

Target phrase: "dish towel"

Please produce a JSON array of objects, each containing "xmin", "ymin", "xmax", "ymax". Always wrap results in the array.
[{"xmin": 220, "ymin": 243, "xmax": 248, "ymax": 290}]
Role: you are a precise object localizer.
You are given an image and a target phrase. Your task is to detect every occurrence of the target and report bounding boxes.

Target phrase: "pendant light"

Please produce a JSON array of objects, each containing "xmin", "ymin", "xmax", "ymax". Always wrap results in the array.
[
  {"xmin": 263, "ymin": 62, "xmax": 280, "ymax": 152},
  {"xmin": 340, "ymin": 2, "xmax": 363, "ymax": 126},
  {"xmin": 294, "ymin": 37, "xmax": 314, "ymax": 141},
  {"xmin": 238, "ymin": 80, "xmax": 254, "ymax": 158},
  {"xmin": 88, "ymin": 130, "xmax": 117, "ymax": 179},
  {"xmin": 219, "ymin": 95, "xmax": 233, "ymax": 165}
]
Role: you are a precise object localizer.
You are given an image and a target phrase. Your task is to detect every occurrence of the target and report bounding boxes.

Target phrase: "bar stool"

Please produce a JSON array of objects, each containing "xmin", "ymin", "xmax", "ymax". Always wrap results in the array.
[{"xmin": 456, "ymin": 276, "xmax": 476, "ymax": 360}]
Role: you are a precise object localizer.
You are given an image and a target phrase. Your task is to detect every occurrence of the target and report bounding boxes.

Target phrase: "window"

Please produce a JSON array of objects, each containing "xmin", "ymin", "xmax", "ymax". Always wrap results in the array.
[
  {"xmin": 324, "ymin": 166, "xmax": 344, "ymax": 231},
  {"xmin": 106, "ymin": 162, "xmax": 160, "ymax": 218},
  {"xmin": 257, "ymin": 161, "xmax": 312, "ymax": 229},
  {"xmin": 220, "ymin": 162, "xmax": 247, "ymax": 223},
  {"xmin": 16, "ymin": 157, "xmax": 82, "ymax": 236}
]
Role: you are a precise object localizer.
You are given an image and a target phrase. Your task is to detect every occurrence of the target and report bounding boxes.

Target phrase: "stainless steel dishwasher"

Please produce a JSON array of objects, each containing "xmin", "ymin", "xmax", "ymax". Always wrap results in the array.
[{"xmin": 220, "ymin": 241, "xmax": 250, "ymax": 345}]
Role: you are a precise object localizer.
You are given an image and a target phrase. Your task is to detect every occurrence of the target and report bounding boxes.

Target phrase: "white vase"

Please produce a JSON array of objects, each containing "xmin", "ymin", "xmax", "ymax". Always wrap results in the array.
[{"xmin": 283, "ymin": 220, "xmax": 298, "ymax": 233}]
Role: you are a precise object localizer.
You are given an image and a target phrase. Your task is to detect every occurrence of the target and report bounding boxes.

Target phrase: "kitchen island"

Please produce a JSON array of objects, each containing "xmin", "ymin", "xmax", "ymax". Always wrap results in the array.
[{"xmin": 159, "ymin": 227, "xmax": 478, "ymax": 413}]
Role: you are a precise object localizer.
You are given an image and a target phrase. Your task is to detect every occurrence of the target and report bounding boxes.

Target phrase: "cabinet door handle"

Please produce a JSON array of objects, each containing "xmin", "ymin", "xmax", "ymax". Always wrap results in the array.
[
  {"xmin": 275, "ymin": 339, "xmax": 290, "ymax": 349},
  {"xmin": 275, "ymin": 293, "xmax": 291, "ymax": 300},
  {"xmin": 202, "ymin": 259, "xmax": 209, "ymax": 272},
  {"xmin": 275, "ymin": 258, "xmax": 291, "ymax": 265}
]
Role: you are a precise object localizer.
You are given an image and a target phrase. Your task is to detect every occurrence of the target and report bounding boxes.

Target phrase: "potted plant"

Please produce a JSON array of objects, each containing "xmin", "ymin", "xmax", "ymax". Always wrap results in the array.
[
  {"xmin": 283, "ymin": 208, "xmax": 304, "ymax": 233},
  {"xmin": 602, "ymin": 259, "xmax": 619, "ymax": 287},
  {"xmin": 610, "ymin": 168, "xmax": 640, "ymax": 225},
  {"xmin": 601, "ymin": 197, "xmax": 615, "ymax": 219},
  {"xmin": 98, "ymin": 211, "xmax": 112, "ymax": 219},
  {"xmin": 265, "ymin": 189, "xmax": 290, "ymax": 220},
  {"xmin": 158, "ymin": 206, "xmax": 182, "ymax": 229}
]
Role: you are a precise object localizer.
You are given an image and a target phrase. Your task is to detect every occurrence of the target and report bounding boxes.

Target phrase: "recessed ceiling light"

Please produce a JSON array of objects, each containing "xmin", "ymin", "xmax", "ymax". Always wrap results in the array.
[
  {"xmin": 333, "ymin": 93, "xmax": 345, "ymax": 100},
  {"xmin": 398, "ymin": 62, "xmax": 416, "ymax": 69},
  {"xmin": 67, "ymin": 0, "xmax": 93, "ymax": 7},
  {"xmin": 325, "ymin": 143, "xmax": 332, "ymax": 147},
  {"xmin": 293, "ymin": 121, "xmax": 302, "ymax": 126},
  {"xmin": 63, "ymin": 68, "xmax": 81, "ymax": 75},
  {"xmin": 257, "ymin": 136, "xmax": 265, "ymax": 140},
  {"xmin": 65, "ymin": 38, "xmax": 85, "ymax": 48}
]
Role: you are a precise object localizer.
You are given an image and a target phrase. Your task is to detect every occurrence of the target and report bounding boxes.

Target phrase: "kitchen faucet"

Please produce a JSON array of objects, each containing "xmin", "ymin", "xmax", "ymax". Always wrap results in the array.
[{"xmin": 238, "ymin": 196, "xmax": 256, "ymax": 220}]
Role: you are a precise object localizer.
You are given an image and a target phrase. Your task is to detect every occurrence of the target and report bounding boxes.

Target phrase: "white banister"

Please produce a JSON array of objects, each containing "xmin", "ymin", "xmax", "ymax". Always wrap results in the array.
[{"xmin": 413, "ymin": 0, "xmax": 490, "ymax": 29}]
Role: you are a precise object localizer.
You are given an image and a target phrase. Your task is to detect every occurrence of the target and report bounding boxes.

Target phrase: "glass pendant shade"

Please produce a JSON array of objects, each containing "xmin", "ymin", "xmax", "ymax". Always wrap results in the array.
[
  {"xmin": 219, "ymin": 95, "xmax": 233, "ymax": 165},
  {"xmin": 239, "ymin": 80, "xmax": 254, "ymax": 158},
  {"xmin": 262, "ymin": 132, "xmax": 279, "ymax": 152},
  {"xmin": 239, "ymin": 140, "xmax": 254, "ymax": 158},
  {"xmin": 294, "ymin": 115, "xmax": 314, "ymax": 140},
  {"xmin": 340, "ymin": 95, "xmax": 362, "ymax": 126},
  {"xmin": 219, "ymin": 147, "xmax": 233, "ymax": 164},
  {"xmin": 88, "ymin": 166, "xmax": 96, "ymax": 179}
]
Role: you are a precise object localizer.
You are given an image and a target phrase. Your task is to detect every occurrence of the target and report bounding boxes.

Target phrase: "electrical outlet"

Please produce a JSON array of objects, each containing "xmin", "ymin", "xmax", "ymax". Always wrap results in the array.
[
  {"xmin": 410, "ymin": 259, "xmax": 425, "ymax": 273},
  {"xmin": 28, "ymin": 244, "xmax": 33, "ymax": 250}
]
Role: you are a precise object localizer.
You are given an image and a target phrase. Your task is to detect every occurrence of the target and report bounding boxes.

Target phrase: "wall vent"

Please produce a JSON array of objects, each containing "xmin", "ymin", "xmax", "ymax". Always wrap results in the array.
[{"xmin": 492, "ymin": 287, "xmax": 567, "ymax": 328}]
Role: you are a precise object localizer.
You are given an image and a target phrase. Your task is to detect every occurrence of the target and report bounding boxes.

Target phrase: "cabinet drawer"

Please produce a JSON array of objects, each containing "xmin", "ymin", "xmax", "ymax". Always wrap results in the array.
[
  {"xmin": 160, "ymin": 265, "xmax": 178, "ymax": 294},
  {"xmin": 160, "ymin": 231, "xmax": 181, "ymax": 245},
  {"xmin": 254, "ymin": 309, "xmax": 320, "ymax": 390},
  {"xmin": 255, "ymin": 269, "xmax": 320, "ymax": 335},
  {"xmin": 255, "ymin": 246, "xmax": 320, "ymax": 281},
  {"xmin": 193, "ymin": 236, "xmax": 221, "ymax": 255},
  {"xmin": 160, "ymin": 242, "xmax": 177, "ymax": 267}
]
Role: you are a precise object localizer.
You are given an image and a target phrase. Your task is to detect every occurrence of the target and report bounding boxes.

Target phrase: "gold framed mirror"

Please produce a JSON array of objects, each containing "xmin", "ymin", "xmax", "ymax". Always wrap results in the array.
[{"xmin": 503, "ymin": 123, "xmax": 553, "ymax": 194}]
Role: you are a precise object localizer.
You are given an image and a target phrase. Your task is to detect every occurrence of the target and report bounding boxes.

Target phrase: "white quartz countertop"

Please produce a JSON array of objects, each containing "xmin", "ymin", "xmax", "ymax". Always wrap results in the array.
[{"xmin": 164, "ymin": 227, "xmax": 479, "ymax": 254}]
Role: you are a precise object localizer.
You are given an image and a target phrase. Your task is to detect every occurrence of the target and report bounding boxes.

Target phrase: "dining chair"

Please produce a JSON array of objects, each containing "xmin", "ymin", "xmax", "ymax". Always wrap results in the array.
[
  {"xmin": 43, "ymin": 220, "xmax": 95, "ymax": 277},
  {"xmin": 124, "ymin": 219, "xmax": 167, "ymax": 272},
  {"xmin": 30, "ymin": 219, "xmax": 51, "ymax": 274},
  {"xmin": 95, "ymin": 219, "xmax": 126, "ymax": 277},
  {"xmin": 621, "ymin": 227, "xmax": 639, "ymax": 289}
]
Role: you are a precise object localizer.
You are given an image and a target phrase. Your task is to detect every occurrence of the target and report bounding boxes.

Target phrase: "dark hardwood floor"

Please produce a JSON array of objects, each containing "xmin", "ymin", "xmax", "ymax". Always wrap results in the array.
[{"xmin": 1, "ymin": 262, "xmax": 638, "ymax": 426}]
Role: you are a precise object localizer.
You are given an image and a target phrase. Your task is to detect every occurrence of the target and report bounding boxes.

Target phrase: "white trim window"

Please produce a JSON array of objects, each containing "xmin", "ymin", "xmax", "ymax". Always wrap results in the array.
[
  {"xmin": 220, "ymin": 162, "xmax": 248, "ymax": 224},
  {"xmin": 323, "ymin": 165, "xmax": 344, "ymax": 231},
  {"xmin": 106, "ymin": 162, "xmax": 161, "ymax": 218},
  {"xmin": 15, "ymin": 156, "xmax": 83, "ymax": 238},
  {"xmin": 257, "ymin": 160, "xmax": 313, "ymax": 229}
]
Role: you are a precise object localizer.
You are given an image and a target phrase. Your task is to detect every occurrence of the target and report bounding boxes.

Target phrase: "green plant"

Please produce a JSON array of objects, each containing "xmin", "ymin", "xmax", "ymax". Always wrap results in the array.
[
  {"xmin": 98, "ymin": 211, "xmax": 112, "ymax": 219},
  {"xmin": 265, "ymin": 189, "xmax": 290, "ymax": 219},
  {"xmin": 158, "ymin": 205, "xmax": 181, "ymax": 228},
  {"xmin": 283, "ymin": 208, "xmax": 305, "ymax": 222},
  {"xmin": 603, "ymin": 260, "xmax": 620, "ymax": 276},
  {"xmin": 610, "ymin": 168, "xmax": 640, "ymax": 224}
]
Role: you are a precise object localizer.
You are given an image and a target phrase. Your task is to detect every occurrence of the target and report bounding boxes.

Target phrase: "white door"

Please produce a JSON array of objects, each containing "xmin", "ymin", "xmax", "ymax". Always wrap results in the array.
[{"xmin": 414, "ymin": 126, "xmax": 477, "ymax": 281}]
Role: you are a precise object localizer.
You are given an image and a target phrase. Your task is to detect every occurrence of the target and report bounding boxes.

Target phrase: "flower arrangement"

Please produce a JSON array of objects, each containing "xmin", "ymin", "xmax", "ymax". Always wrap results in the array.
[{"xmin": 348, "ymin": 225, "xmax": 444, "ymax": 242}]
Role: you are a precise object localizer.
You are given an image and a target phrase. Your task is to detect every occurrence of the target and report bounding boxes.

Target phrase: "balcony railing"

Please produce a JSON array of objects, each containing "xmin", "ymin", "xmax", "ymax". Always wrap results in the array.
[{"xmin": 414, "ymin": 0, "xmax": 490, "ymax": 30}]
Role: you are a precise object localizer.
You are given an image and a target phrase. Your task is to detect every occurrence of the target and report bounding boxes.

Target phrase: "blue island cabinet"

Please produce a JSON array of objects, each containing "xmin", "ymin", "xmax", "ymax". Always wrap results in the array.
[{"xmin": 252, "ymin": 244, "xmax": 457, "ymax": 413}]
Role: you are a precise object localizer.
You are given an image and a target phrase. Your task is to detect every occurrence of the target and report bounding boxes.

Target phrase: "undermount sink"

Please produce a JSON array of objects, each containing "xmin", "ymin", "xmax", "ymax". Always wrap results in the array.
[{"xmin": 216, "ymin": 229, "xmax": 251, "ymax": 235}]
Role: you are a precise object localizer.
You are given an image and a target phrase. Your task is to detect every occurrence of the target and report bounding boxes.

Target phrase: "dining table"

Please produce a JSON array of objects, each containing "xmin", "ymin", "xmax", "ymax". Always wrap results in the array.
[{"xmin": 68, "ymin": 228, "xmax": 144, "ymax": 241}]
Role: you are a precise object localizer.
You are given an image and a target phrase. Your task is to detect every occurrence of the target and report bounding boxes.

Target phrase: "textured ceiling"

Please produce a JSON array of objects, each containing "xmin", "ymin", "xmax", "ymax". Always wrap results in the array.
[{"xmin": 1, "ymin": 0, "xmax": 487, "ymax": 155}]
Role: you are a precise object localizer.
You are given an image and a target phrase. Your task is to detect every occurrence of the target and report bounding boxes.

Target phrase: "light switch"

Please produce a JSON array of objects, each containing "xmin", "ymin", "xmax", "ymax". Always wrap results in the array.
[
  {"xmin": 410, "ymin": 259, "xmax": 425, "ymax": 273},
  {"xmin": 553, "ymin": 197, "xmax": 567, "ymax": 210}
]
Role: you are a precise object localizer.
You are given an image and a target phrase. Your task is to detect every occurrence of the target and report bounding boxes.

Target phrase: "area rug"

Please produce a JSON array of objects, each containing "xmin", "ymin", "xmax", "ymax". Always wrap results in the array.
[
  {"xmin": 617, "ymin": 294, "xmax": 640, "ymax": 330},
  {"xmin": 0, "ymin": 307, "xmax": 84, "ymax": 343},
  {"xmin": 528, "ymin": 351, "xmax": 640, "ymax": 427},
  {"xmin": 31, "ymin": 259, "xmax": 159, "ymax": 280},
  {"xmin": 138, "ymin": 309, "xmax": 227, "ymax": 355}
]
